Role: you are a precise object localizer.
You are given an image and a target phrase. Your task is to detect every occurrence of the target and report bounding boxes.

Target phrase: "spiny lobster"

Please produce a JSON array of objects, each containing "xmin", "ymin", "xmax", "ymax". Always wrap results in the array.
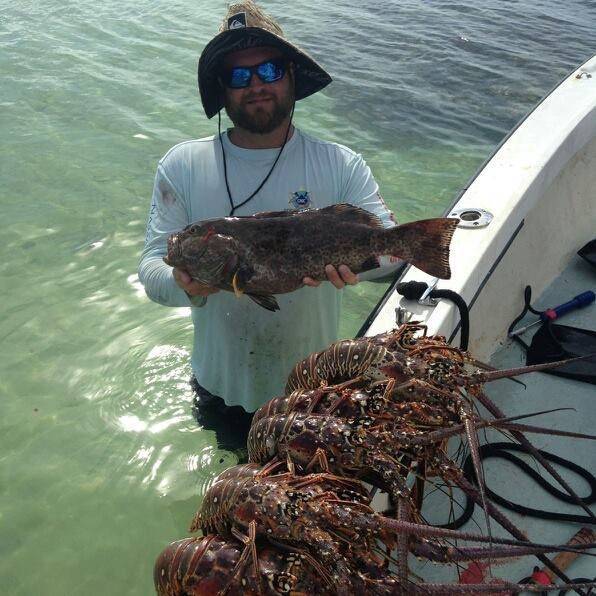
[
  {"xmin": 271, "ymin": 327, "xmax": 596, "ymax": 590},
  {"xmin": 156, "ymin": 324, "xmax": 596, "ymax": 594},
  {"xmin": 285, "ymin": 325, "xmax": 596, "ymax": 526},
  {"xmin": 187, "ymin": 463, "xmax": 596, "ymax": 595},
  {"xmin": 154, "ymin": 530, "xmax": 338, "ymax": 596},
  {"xmin": 189, "ymin": 464, "xmax": 399, "ymax": 595}
]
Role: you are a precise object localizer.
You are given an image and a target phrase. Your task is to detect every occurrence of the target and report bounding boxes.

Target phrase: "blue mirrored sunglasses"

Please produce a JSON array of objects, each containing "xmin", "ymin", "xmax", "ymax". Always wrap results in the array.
[{"xmin": 221, "ymin": 59, "xmax": 287, "ymax": 89}]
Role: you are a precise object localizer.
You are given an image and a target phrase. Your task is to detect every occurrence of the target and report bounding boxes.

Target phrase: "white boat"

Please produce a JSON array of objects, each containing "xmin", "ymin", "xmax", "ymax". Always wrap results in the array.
[{"xmin": 360, "ymin": 55, "xmax": 596, "ymax": 587}]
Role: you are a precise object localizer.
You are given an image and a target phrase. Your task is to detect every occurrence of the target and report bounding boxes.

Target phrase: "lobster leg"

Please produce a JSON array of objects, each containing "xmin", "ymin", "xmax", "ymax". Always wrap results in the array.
[
  {"xmin": 420, "ymin": 581, "xmax": 596, "ymax": 593},
  {"xmin": 256, "ymin": 458, "xmax": 288, "ymax": 478},
  {"xmin": 387, "ymin": 377, "xmax": 458, "ymax": 402},
  {"xmin": 366, "ymin": 451, "xmax": 416, "ymax": 513},
  {"xmin": 298, "ymin": 526, "xmax": 362, "ymax": 596},
  {"xmin": 395, "ymin": 497, "xmax": 412, "ymax": 589},
  {"xmin": 403, "ymin": 407, "xmax": 596, "ymax": 446},
  {"xmin": 443, "ymin": 458, "xmax": 583, "ymax": 591},
  {"xmin": 467, "ymin": 354, "xmax": 594, "ymax": 384},
  {"xmin": 322, "ymin": 391, "xmax": 353, "ymax": 416},
  {"xmin": 496, "ymin": 421, "xmax": 596, "ymax": 439},
  {"xmin": 267, "ymin": 538, "xmax": 335, "ymax": 588},
  {"xmin": 459, "ymin": 400, "xmax": 493, "ymax": 568},
  {"xmin": 473, "ymin": 388, "xmax": 596, "ymax": 522},
  {"xmin": 412, "ymin": 540, "xmax": 596, "ymax": 563},
  {"xmin": 305, "ymin": 386, "xmax": 343, "ymax": 414},
  {"xmin": 229, "ymin": 521, "xmax": 264, "ymax": 596},
  {"xmin": 424, "ymin": 580, "xmax": 596, "ymax": 596},
  {"xmin": 304, "ymin": 447, "xmax": 331, "ymax": 473},
  {"xmin": 323, "ymin": 500, "xmax": 595, "ymax": 553}
]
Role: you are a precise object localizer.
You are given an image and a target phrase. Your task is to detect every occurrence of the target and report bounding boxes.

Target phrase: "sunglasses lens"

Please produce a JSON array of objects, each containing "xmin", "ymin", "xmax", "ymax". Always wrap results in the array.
[
  {"xmin": 227, "ymin": 67, "xmax": 252, "ymax": 89},
  {"xmin": 257, "ymin": 60, "xmax": 285, "ymax": 83},
  {"xmin": 223, "ymin": 60, "xmax": 286, "ymax": 89}
]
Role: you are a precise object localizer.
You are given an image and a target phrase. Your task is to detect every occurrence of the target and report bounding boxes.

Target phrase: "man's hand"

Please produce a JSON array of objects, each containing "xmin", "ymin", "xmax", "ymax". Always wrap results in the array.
[
  {"xmin": 173, "ymin": 267, "xmax": 220, "ymax": 297},
  {"xmin": 303, "ymin": 264, "xmax": 359, "ymax": 289}
]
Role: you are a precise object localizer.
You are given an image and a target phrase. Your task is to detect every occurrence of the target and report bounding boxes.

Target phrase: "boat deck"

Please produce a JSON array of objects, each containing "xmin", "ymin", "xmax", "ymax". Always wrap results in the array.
[{"xmin": 412, "ymin": 250, "xmax": 596, "ymax": 586}]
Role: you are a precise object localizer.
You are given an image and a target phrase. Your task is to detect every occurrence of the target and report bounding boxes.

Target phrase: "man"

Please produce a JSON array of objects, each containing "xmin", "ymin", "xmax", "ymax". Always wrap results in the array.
[{"xmin": 139, "ymin": 1, "xmax": 397, "ymax": 451}]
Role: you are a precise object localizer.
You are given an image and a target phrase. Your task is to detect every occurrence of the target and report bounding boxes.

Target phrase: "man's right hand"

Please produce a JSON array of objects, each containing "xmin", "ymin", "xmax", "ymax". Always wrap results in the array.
[{"xmin": 173, "ymin": 268, "xmax": 220, "ymax": 297}]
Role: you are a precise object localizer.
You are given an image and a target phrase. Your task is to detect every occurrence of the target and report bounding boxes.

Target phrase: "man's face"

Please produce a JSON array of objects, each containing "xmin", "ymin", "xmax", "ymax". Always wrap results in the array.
[{"xmin": 221, "ymin": 46, "xmax": 294, "ymax": 134}]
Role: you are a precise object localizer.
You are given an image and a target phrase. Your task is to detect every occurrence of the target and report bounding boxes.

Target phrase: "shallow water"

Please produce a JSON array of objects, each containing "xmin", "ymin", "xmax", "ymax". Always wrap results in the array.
[{"xmin": 1, "ymin": 1, "xmax": 594, "ymax": 593}]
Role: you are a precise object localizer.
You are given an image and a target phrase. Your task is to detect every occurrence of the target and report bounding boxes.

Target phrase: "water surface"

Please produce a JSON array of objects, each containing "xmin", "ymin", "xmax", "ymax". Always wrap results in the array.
[{"xmin": 1, "ymin": 1, "xmax": 594, "ymax": 593}]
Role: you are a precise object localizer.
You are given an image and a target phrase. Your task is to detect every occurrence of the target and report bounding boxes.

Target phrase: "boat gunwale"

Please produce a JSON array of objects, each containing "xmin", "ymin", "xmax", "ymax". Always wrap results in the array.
[{"xmin": 357, "ymin": 54, "xmax": 596, "ymax": 346}]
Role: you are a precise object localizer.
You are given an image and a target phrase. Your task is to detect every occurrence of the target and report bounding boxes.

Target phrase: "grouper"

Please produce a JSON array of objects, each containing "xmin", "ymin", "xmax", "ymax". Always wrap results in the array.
[{"xmin": 164, "ymin": 204, "xmax": 458, "ymax": 311}]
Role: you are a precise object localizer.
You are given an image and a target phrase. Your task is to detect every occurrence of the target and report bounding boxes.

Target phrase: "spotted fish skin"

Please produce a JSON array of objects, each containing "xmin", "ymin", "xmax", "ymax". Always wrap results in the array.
[{"xmin": 164, "ymin": 204, "xmax": 458, "ymax": 311}]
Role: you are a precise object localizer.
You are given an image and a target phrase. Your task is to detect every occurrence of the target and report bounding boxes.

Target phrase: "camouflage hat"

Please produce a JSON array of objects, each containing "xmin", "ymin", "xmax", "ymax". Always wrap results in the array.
[{"xmin": 198, "ymin": 1, "xmax": 332, "ymax": 118}]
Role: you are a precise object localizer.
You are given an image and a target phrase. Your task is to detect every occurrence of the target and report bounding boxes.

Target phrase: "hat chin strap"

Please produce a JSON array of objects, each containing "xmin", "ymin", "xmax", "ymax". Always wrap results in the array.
[{"xmin": 218, "ymin": 99, "xmax": 295, "ymax": 217}]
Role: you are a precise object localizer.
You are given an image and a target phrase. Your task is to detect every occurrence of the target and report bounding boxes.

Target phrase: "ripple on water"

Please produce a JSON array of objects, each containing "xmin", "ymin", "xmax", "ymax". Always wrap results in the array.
[{"xmin": 2, "ymin": 0, "xmax": 595, "ymax": 593}]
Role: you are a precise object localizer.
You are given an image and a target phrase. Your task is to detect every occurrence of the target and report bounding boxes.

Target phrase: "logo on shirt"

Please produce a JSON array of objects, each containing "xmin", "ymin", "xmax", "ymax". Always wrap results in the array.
[
  {"xmin": 228, "ymin": 13, "xmax": 247, "ymax": 29},
  {"xmin": 289, "ymin": 189, "xmax": 312, "ymax": 210}
]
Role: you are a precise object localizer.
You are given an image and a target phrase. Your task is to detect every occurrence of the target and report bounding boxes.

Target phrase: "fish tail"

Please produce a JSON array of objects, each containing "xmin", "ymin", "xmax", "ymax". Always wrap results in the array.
[{"xmin": 375, "ymin": 218, "xmax": 458, "ymax": 279}]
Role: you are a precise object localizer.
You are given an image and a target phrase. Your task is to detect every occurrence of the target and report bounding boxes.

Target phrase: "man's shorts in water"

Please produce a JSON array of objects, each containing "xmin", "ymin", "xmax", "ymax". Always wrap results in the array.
[{"xmin": 190, "ymin": 377, "xmax": 254, "ymax": 455}]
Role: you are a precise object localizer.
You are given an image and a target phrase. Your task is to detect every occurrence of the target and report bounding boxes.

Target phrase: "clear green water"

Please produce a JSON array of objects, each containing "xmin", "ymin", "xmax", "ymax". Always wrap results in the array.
[{"xmin": 1, "ymin": 1, "xmax": 594, "ymax": 593}]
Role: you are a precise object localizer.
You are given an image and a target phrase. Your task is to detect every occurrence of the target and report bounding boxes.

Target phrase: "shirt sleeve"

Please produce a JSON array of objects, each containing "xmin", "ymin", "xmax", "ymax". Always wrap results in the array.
[
  {"xmin": 340, "ymin": 151, "xmax": 402, "ymax": 281},
  {"xmin": 138, "ymin": 163, "xmax": 194, "ymax": 307}
]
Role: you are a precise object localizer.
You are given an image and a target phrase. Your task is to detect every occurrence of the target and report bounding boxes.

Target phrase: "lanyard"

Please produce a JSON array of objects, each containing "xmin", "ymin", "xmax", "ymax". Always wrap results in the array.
[{"xmin": 217, "ymin": 105, "xmax": 295, "ymax": 216}]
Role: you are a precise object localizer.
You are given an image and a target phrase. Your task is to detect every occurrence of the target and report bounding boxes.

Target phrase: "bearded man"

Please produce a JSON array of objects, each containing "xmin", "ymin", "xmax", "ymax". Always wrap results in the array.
[{"xmin": 139, "ymin": 1, "xmax": 398, "ymax": 452}]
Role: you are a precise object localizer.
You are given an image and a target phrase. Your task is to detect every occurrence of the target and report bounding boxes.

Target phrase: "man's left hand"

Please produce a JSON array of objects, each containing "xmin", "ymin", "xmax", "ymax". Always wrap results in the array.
[{"xmin": 303, "ymin": 264, "xmax": 359, "ymax": 289}]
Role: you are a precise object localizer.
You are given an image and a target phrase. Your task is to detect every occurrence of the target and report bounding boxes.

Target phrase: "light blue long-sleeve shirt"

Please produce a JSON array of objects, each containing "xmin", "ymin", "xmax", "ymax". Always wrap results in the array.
[{"xmin": 139, "ymin": 128, "xmax": 397, "ymax": 411}]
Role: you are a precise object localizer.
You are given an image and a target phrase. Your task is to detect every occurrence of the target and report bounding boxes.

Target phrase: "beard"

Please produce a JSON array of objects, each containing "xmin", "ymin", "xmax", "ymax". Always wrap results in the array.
[{"xmin": 224, "ymin": 85, "xmax": 295, "ymax": 134}]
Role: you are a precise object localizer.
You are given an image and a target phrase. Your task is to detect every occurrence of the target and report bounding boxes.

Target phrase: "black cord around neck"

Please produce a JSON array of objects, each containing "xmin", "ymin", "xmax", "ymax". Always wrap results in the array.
[{"xmin": 218, "ymin": 104, "xmax": 295, "ymax": 217}]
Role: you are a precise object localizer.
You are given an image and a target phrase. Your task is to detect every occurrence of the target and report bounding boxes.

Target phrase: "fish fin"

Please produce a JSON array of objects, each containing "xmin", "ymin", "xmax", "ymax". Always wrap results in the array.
[
  {"xmin": 232, "ymin": 272, "xmax": 244, "ymax": 297},
  {"xmin": 227, "ymin": 262, "xmax": 254, "ymax": 296},
  {"xmin": 380, "ymin": 218, "xmax": 458, "ymax": 279},
  {"xmin": 360, "ymin": 256, "xmax": 380, "ymax": 272},
  {"xmin": 247, "ymin": 293, "xmax": 280, "ymax": 312},
  {"xmin": 313, "ymin": 204, "xmax": 386, "ymax": 228},
  {"xmin": 251, "ymin": 209, "xmax": 293, "ymax": 218},
  {"xmin": 250, "ymin": 205, "xmax": 385, "ymax": 227},
  {"xmin": 221, "ymin": 254, "xmax": 239, "ymax": 278}
]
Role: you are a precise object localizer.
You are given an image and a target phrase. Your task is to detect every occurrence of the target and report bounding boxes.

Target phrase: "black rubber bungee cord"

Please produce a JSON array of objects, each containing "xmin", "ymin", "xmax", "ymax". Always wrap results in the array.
[
  {"xmin": 453, "ymin": 443, "xmax": 596, "ymax": 528},
  {"xmin": 432, "ymin": 444, "xmax": 596, "ymax": 533},
  {"xmin": 507, "ymin": 284, "xmax": 544, "ymax": 352},
  {"xmin": 394, "ymin": 280, "xmax": 470, "ymax": 350}
]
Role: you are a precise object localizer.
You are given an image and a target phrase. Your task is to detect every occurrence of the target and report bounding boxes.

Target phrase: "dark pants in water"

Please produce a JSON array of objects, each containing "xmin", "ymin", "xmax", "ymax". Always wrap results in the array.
[{"xmin": 190, "ymin": 377, "xmax": 254, "ymax": 453}]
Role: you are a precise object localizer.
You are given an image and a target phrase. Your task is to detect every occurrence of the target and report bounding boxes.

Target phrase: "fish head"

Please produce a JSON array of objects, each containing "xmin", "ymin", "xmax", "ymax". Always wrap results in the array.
[{"xmin": 164, "ymin": 225, "xmax": 241, "ymax": 286}]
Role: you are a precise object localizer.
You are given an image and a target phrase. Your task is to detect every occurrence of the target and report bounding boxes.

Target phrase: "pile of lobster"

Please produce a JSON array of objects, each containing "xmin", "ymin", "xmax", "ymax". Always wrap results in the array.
[{"xmin": 154, "ymin": 323, "xmax": 596, "ymax": 594}]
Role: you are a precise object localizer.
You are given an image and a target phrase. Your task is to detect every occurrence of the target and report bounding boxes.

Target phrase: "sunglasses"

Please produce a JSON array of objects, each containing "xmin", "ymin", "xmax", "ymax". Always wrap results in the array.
[{"xmin": 221, "ymin": 58, "xmax": 287, "ymax": 89}]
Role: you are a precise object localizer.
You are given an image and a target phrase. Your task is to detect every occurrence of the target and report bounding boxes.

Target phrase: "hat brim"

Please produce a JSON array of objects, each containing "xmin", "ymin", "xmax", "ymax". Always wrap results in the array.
[{"xmin": 198, "ymin": 27, "xmax": 332, "ymax": 119}]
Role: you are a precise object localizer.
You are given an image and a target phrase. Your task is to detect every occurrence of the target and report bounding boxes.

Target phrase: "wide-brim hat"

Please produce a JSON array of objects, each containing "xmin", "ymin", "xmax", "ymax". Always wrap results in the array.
[{"xmin": 198, "ymin": 1, "xmax": 332, "ymax": 119}]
